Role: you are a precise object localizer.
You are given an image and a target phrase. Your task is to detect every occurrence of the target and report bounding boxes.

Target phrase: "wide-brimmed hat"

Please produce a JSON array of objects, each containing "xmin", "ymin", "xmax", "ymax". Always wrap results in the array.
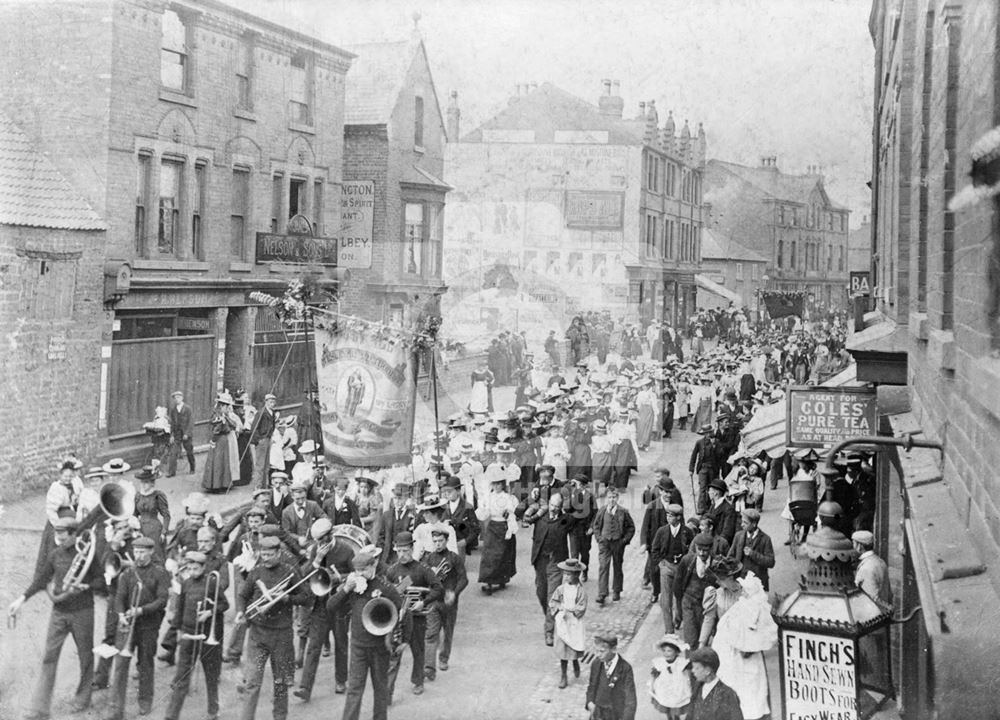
[
  {"xmin": 355, "ymin": 476, "xmax": 378, "ymax": 491},
  {"xmin": 215, "ymin": 391, "xmax": 234, "ymax": 405},
  {"xmin": 494, "ymin": 442, "xmax": 514, "ymax": 454},
  {"xmin": 710, "ymin": 556, "xmax": 743, "ymax": 578},
  {"xmin": 696, "ymin": 424, "xmax": 713, "ymax": 435},
  {"xmin": 657, "ymin": 633, "xmax": 688, "ymax": 652},
  {"xmin": 102, "ymin": 458, "xmax": 131, "ymax": 475},
  {"xmin": 556, "ymin": 558, "xmax": 586, "ymax": 574},
  {"xmin": 298, "ymin": 439, "xmax": 317, "ymax": 455},
  {"xmin": 135, "ymin": 465, "xmax": 159, "ymax": 481},
  {"xmin": 418, "ymin": 497, "xmax": 447, "ymax": 512},
  {"xmin": 183, "ymin": 492, "xmax": 210, "ymax": 514},
  {"xmin": 84, "ymin": 467, "xmax": 108, "ymax": 480}
]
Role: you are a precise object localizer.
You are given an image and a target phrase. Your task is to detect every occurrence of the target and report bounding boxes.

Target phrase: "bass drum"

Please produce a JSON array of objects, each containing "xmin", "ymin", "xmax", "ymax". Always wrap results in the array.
[{"xmin": 330, "ymin": 523, "xmax": 370, "ymax": 562}]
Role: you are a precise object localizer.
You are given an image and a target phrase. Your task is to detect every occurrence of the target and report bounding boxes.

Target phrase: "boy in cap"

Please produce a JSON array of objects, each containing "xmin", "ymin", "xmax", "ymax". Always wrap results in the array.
[
  {"xmin": 106, "ymin": 535, "xmax": 171, "ymax": 718},
  {"xmin": 422, "ymin": 525, "xmax": 469, "ymax": 679},
  {"xmin": 687, "ymin": 646, "xmax": 742, "ymax": 720},
  {"xmin": 164, "ymin": 549, "xmax": 228, "ymax": 720},
  {"xmin": 673, "ymin": 533, "xmax": 716, "ymax": 647},
  {"xmin": 727, "ymin": 508, "xmax": 775, "ymax": 591},
  {"xmin": 235, "ymin": 535, "xmax": 312, "ymax": 720},
  {"xmin": 326, "ymin": 546, "xmax": 402, "ymax": 720},
  {"xmin": 650, "ymin": 504, "xmax": 693, "ymax": 633},
  {"xmin": 10, "ymin": 517, "xmax": 105, "ymax": 718},
  {"xmin": 167, "ymin": 390, "xmax": 195, "ymax": 477},
  {"xmin": 385, "ymin": 531, "xmax": 443, "ymax": 698},
  {"xmin": 585, "ymin": 633, "xmax": 637, "ymax": 720}
]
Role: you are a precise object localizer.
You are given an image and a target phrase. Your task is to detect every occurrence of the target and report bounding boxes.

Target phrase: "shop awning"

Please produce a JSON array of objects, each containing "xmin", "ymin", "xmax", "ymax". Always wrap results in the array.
[
  {"xmin": 695, "ymin": 273, "xmax": 742, "ymax": 305},
  {"xmin": 742, "ymin": 363, "xmax": 862, "ymax": 458}
]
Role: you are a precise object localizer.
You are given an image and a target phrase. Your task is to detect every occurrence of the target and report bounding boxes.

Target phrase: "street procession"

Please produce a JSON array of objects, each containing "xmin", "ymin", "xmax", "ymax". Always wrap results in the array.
[{"xmin": 4, "ymin": 1, "xmax": 1000, "ymax": 720}]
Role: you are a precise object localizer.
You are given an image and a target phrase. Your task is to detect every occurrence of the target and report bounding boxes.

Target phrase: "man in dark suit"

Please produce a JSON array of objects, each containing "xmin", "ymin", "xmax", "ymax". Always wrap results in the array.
[
  {"xmin": 589, "ymin": 486, "xmax": 635, "ymax": 604},
  {"xmin": 727, "ymin": 508, "xmax": 775, "ymax": 591},
  {"xmin": 566, "ymin": 474, "xmax": 598, "ymax": 580},
  {"xmin": 585, "ymin": 634, "xmax": 637, "ymax": 720},
  {"xmin": 524, "ymin": 493, "xmax": 572, "ymax": 646},
  {"xmin": 516, "ymin": 464, "xmax": 569, "ymax": 519},
  {"xmin": 440, "ymin": 475, "xmax": 479, "ymax": 555},
  {"xmin": 689, "ymin": 425, "xmax": 720, "ymax": 515},
  {"xmin": 167, "ymin": 390, "xmax": 195, "ymax": 477},
  {"xmin": 688, "ymin": 647, "xmax": 744, "ymax": 720},
  {"xmin": 639, "ymin": 473, "xmax": 683, "ymax": 603},
  {"xmin": 250, "ymin": 393, "xmax": 278, "ymax": 488},
  {"xmin": 321, "ymin": 475, "xmax": 362, "ymax": 527},
  {"xmin": 704, "ymin": 477, "xmax": 737, "ymax": 546},
  {"xmin": 674, "ymin": 533, "xmax": 716, "ymax": 648},
  {"xmin": 650, "ymin": 504, "xmax": 692, "ymax": 633},
  {"xmin": 267, "ymin": 471, "xmax": 293, "ymax": 520},
  {"xmin": 378, "ymin": 483, "xmax": 418, "ymax": 569}
]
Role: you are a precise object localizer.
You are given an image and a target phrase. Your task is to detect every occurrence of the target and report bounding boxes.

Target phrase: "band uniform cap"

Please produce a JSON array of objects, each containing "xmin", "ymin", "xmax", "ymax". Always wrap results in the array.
[
  {"xmin": 260, "ymin": 523, "xmax": 282, "ymax": 537},
  {"xmin": 593, "ymin": 633, "xmax": 618, "ymax": 649},
  {"xmin": 442, "ymin": 475, "xmax": 463, "ymax": 491},
  {"xmin": 310, "ymin": 517, "xmax": 333, "ymax": 540},
  {"xmin": 692, "ymin": 532, "xmax": 714, "ymax": 548},
  {"xmin": 53, "ymin": 516, "xmax": 79, "ymax": 531},
  {"xmin": 264, "ymin": 393, "xmax": 277, "ymax": 400},
  {"xmin": 741, "ymin": 508, "xmax": 761, "ymax": 522},
  {"xmin": 252, "ymin": 487, "xmax": 271, "ymax": 500},
  {"xmin": 132, "ymin": 536, "xmax": 156, "ymax": 550},
  {"xmin": 289, "ymin": 479, "xmax": 309, "ymax": 493},
  {"xmin": 245, "ymin": 507, "xmax": 266, "ymax": 519},
  {"xmin": 351, "ymin": 546, "xmax": 381, "ymax": 570},
  {"xmin": 102, "ymin": 458, "xmax": 131, "ymax": 474},
  {"xmin": 259, "ymin": 536, "xmax": 281, "ymax": 550},
  {"xmin": 851, "ymin": 530, "xmax": 875, "ymax": 546},
  {"xmin": 690, "ymin": 646, "xmax": 720, "ymax": 672},
  {"xmin": 298, "ymin": 439, "xmax": 317, "ymax": 455},
  {"xmin": 708, "ymin": 477, "xmax": 728, "ymax": 493},
  {"xmin": 665, "ymin": 503, "xmax": 684, "ymax": 516},
  {"xmin": 184, "ymin": 550, "xmax": 208, "ymax": 564},
  {"xmin": 556, "ymin": 558, "xmax": 586, "ymax": 573},
  {"xmin": 393, "ymin": 531, "xmax": 414, "ymax": 548},
  {"xmin": 184, "ymin": 493, "xmax": 210, "ymax": 514}
]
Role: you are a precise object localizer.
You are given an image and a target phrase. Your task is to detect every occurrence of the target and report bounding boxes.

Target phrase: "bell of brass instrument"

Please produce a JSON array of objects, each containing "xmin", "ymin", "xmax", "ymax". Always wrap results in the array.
[
  {"xmin": 361, "ymin": 596, "xmax": 398, "ymax": 637},
  {"xmin": 104, "ymin": 551, "xmax": 134, "ymax": 585},
  {"xmin": 309, "ymin": 567, "xmax": 337, "ymax": 597},
  {"xmin": 245, "ymin": 568, "xmax": 318, "ymax": 620}
]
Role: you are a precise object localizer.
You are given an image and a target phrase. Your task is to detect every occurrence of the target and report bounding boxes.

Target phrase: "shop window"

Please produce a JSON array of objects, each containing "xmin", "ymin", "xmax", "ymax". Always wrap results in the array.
[
  {"xmin": 22, "ymin": 257, "xmax": 77, "ymax": 320},
  {"xmin": 777, "ymin": 239, "xmax": 784, "ymax": 268},
  {"xmin": 313, "ymin": 180, "xmax": 324, "ymax": 235},
  {"xmin": 158, "ymin": 158, "xmax": 182, "ymax": 255},
  {"xmin": 404, "ymin": 202, "xmax": 424, "ymax": 275},
  {"xmin": 429, "ymin": 203, "xmax": 443, "ymax": 277},
  {"xmin": 161, "ymin": 10, "xmax": 190, "ymax": 93}
]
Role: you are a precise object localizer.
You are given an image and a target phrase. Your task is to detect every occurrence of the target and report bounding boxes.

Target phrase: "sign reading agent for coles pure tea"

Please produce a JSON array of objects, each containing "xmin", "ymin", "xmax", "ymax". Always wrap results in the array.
[
  {"xmin": 780, "ymin": 629, "xmax": 858, "ymax": 720},
  {"xmin": 786, "ymin": 386, "xmax": 877, "ymax": 448}
]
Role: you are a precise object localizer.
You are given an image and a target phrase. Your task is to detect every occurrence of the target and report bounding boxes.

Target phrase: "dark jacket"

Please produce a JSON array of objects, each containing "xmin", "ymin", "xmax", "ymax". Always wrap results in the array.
[
  {"xmin": 650, "ymin": 523, "xmax": 694, "ymax": 566},
  {"xmin": 639, "ymin": 499, "xmax": 681, "ymax": 548},
  {"xmin": 422, "ymin": 548, "xmax": 469, "ymax": 596},
  {"xmin": 590, "ymin": 505, "xmax": 635, "ymax": 545},
  {"xmin": 705, "ymin": 499, "xmax": 737, "ymax": 546},
  {"xmin": 238, "ymin": 561, "xmax": 311, "ymax": 630},
  {"xmin": 673, "ymin": 553, "xmax": 715, "ymax": 611},
  {"xmin": 326, "ymin": 575, "xmax": 403, "ymax": 648},
  {"xmin": 379, "ymin": 505, "xmax": 418, "ymax": 566},
  {"xmin": 251, "ymin": 407, "xmax": 277, "ymax": 444},
  {"xmin": 689, "ymin": 678, "xmax": 744, "ymax": 720},
  {"xmin": 525, "ymin": 508, "xmax": 573, "ymax": 566},
  {"xmin": 322, "ymin": 495, "xmax": 363, "ymax": 528},
  {"xmin": 728, "ymin": 528, "xmax": 775, "ymax": 590},
  {"xmin": 280, "ymin": 500, "xmax": 326, "ymax": 540},
  {"xmin": 442, "ymin": 498, "xmax": 479, "ymax": 545},
  {"xmin": 170, "ymin": 571, "xmax": 229, "ymax": 638},
  {"xmin": 585, "ymin": 655, "xmax": 637, "ymax": 720},
  {"xmin": 689, "ymin": 436, "xmax": 720, "ymax": 474},
  {"xmin": 116, "ymin": 562, "xmax": 171, "ymax": 629},
  {"xmin": 168, "ymin": 403, "xmax": 193, "ymax": 439}
]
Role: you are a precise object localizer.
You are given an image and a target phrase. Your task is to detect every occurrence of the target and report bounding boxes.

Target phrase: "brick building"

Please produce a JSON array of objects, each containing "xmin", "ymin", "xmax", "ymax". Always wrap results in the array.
[
  {"xmin": 0, "ymin": 113, "xmax": 107, "ymax": 499},
  {"xmin": 442, "ymin": 81, "xmax": 707, "ymax": 348},
  {"xmin": 339, "ymin": 34, "xmax": 450, "ymax": 328},
  {"xmin": 848, "ymin": 214, "xmax": 873, "ymax": 274},
  {"xmin": 856, "ymin": 1, "xmax": 1000, "ymax": 716},
  {"xmin": 696, "ymin": 228, "xmax": 768, "ymax": 314},
  {"xmin": 704, "ymin": 158, "xmax": 851, "ymax": 313},
  {"xmin": 0, "ymin": 0, "xmax": 352, "ymax": 466}
]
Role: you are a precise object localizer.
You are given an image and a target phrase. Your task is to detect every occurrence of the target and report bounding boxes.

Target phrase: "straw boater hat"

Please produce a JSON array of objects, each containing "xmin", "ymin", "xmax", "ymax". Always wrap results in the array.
[
  {"xmin": 102, "ymin": 458, "xmax": 131, "ymax": 474},
  {"xmin": 216, "ymin": 390, "xmax": 234, "ymax": 405},
  {"xmin": 298, "ymin": 439, "xmax": 317, "ymax": 455},
  {"xmin": 556, "ymin": 558, "xmax": 586, "ymax": 574}
]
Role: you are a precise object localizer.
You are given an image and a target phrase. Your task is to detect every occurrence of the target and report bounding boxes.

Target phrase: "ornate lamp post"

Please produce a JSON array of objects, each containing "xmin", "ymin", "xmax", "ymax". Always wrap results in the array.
[{"xmin": 774, "ymin": 501, "xmax": 894, "ymax": 720}]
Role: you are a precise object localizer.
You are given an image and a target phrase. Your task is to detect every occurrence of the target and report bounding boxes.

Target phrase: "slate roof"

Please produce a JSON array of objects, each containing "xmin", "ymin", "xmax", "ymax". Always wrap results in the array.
[
  {"xmin": 462, "ymin": 82, "xmax": 645, "ymax": 145},
  {"xmin": 0, "ymin": 113, "xmax": 104, "ymax": 230},
  {"xmin": 707, "ymin": 159, "xmax": 847, "ymax": 211},
  {"xmin": 701, "ymin": 228, "xmax": 769, "ymax": 263}
]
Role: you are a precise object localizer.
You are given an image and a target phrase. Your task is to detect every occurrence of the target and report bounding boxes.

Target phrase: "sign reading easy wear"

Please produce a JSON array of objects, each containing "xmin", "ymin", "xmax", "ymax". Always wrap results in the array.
[
  {"xmin": 786, "ymin": 386, "xmax": 877, "ymax": 448},
  {"xmin": 781, "ymin": 630, "xmax": 858, "ymax": 720}
]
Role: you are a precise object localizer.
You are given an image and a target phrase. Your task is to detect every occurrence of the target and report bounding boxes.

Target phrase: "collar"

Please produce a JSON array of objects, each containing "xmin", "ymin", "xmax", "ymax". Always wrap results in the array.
[
  {"xmin": 858, "ymin": 550, "xmax": 875, "ymax": 561},
  {"xmin": 713, "ymin": 496, "xmax": 724, "ymax": 508},
  {"xmin": 604, "ymin": 654, "xmax": 619, "ymax": 675},
  {"xmin": 701, "ymin": 676, "xmax": 720, "ymax": 698}
]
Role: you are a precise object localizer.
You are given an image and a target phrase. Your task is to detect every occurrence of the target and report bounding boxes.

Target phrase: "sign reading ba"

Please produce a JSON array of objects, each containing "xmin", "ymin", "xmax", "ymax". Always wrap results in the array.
[
  {"xmin": 849, "ymin": 271, "xmax": 871, "ymax": 297},
  {"xmin": 786, "ymin": 386, "xmax": 877, "ymax": 448},
  {"xmin": 256, "ymin": 215, "xmax": 338, "ymax": 266}
]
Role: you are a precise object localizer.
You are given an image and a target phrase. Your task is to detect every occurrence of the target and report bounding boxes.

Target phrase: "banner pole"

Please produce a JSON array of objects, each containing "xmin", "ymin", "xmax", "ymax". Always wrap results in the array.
[
  {"xmin": 304, "ymin": 306, "xmax": 322, "ymax": 469},
  {"xmin": 430, "ymin": 347, "xmax": 444, "ymax": 483}
]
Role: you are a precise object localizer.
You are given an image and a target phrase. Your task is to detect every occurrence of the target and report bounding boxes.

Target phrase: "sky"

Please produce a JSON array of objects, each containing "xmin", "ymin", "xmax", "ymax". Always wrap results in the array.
[{"xmin": 242, "ymin": 0, "xmax": 875, "ymax": 226}]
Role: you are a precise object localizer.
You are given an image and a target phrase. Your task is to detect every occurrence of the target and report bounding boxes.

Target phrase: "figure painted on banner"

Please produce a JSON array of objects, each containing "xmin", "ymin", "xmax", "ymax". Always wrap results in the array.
[
  {"xmin": 346, "ymin": 368, "xmax": 367, "ymax": 417},
  {"xmin": 469, "ymin": 359, "xmax": 495, "ymax": 415},
  {"xmin": 202, "ymin": 391, "xmax": 242, "ymax": 493}
]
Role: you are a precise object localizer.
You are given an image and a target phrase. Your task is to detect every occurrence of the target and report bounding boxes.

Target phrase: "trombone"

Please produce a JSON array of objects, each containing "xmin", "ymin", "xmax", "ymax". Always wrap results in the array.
[
  {"xmin": 244, "ymin": 568, "xmax": 319, "ymax": 621},
  {"xmin": 118, "ymin": 579, "xmax": 144, "ymax": 659}
]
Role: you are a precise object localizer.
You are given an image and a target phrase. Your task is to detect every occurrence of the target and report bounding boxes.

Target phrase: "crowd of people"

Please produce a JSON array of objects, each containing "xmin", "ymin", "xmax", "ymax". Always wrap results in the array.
[{"xmin": 7, "ymin": 304, "xmax": 894, "ymax": 720}]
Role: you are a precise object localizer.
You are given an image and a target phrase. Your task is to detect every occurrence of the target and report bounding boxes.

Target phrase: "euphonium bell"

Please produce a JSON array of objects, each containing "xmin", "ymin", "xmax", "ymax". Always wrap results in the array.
[
  {"xmin": 309, "ymin": 567, "xmax": 335, "ymax": 597},
  {"xmin": 360, "ymin": 597, "xmax": 398, "ymax": 636},
  {"xmin": 99, "ymin": 482, "xmax": 135, "ymax": 520}
]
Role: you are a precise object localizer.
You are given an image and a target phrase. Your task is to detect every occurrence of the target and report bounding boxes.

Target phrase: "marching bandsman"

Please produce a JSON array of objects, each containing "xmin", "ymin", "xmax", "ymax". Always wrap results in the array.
[
  {"xmin": 295, "ymin": 518, "xmax": 355, "ymax": 701},
  {"xmin": 164, "ymin": 550, "xmax": 228, "ymax": 720},
  {"xmin": 281, "ymin": 478, "xmax": 325, "ymax": 667},
  {"xmin": 9, "ymin": 516, "xmax": 106, "ymax": 719},
  {"xmin": 325, "ymin": 546, "xmax": 403, "ymax": 720},
  {"xmin": 440, "ymin": 475, "xmax": 479, "ymax": 555},
  {"xmin": 94, "ymin": 515, "xmax": 139, "ymax": 689},
  {"xmin": 385, "ymin": 531, "xmax": 443, "ymax": 699},
  {"xmin": 106, "ymin": 535, "xmax": 171, "ymax": 719},
  {"xmin": 423, "ymin": 525, "xmax": 469, "ymax": 679},
  {"xmin": 234, "ymin": 535, "xmax": 311, "ymax": 720},
  {"xmin": 223, "ymin": 506, "xmax": 265, "ymax": 664},
  {"xmin": 196, "ymin": 525, "xmax": 230, "ymax": 592}
]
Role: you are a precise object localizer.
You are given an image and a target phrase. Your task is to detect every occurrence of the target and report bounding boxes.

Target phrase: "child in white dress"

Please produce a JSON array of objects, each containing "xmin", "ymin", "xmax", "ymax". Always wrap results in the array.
[
  {"xmin": 548, "ymin": 558, "xmax": 587, "ymax": 689},
  {"xmin": 650, "ymin": 633, "xmax": 692, "ymax": 719}
]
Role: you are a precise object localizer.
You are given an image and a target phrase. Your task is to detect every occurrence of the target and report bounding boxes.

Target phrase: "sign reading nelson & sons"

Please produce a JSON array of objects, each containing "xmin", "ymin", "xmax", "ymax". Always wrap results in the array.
[
  {"xmin": 255, "ymin": 232, "xmax": 338, "ymax": 266},
  {"xmin": 786, "ymin": 386, "xmax": 877, "ymax": 448}
]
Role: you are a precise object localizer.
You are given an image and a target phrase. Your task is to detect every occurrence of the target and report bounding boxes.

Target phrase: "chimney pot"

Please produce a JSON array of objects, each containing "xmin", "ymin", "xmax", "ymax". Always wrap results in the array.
[
  {"xmin": 602, "ymin": 79, "xmax": 612, "ymax": 95},
  {"xmin": 612, "ymin": 80, "xmax": 620, "ymax": 93}
]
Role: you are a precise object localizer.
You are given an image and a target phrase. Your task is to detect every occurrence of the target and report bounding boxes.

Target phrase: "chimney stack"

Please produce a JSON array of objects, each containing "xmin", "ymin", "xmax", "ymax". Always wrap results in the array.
[
  {"xmin": 446, "ymin": 90, "xmax": 461, "ymax": 142},
  {"xmin": 598, "ymin": 79, "xmax": 624, "ymax": 118},
  {"xmin": 637, "ymin": 101, "xmax": 646, "ymax": 120}
]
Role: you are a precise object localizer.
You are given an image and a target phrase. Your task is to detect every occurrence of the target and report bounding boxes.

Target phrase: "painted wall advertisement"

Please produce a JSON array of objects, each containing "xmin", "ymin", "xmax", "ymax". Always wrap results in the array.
[
  {"xmin": 786, "ymin": 386, "xmax": 877, "ymax": 448},
  {"xmin": 314, "ymin": 325, "xmax": 417, "ymax": 466},
  {"xmin": 781, "ymin": 630, "xmax": 858, "ymax": 720},
  {"xmin": 339, "ymin": 180, "xmax": 375, "ymax": 268}
]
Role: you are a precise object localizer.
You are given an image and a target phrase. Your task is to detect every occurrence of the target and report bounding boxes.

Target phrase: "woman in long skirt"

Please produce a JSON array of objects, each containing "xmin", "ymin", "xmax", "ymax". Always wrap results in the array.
[
  {"xmin": 202, "ymin": 391, "xmax": 241, "ymax": 492},
  {"xmin": 133, "ymin": 465, "xmax": 170, "ymax": 560},
  {"xmin": 469, "ymin": 361, "xmax": 495, "ymax": 415},
  {"xmin": 634, "ymin": 381, "xmax": 657, "ymax": 450},
  {"xmin": 475, "ymin": 477, "xmax": 519, "ymax": 593}
]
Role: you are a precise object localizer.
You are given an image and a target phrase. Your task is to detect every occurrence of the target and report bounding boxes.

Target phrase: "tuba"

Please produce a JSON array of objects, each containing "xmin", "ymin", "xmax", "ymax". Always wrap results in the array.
[{"xmin": 360, "ymin": 596, "xmax": 399, "ymax": 637}]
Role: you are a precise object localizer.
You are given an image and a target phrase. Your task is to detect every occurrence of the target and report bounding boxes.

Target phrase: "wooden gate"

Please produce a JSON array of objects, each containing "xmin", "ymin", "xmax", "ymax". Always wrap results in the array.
[
  {"xmin": 108, "ymin": 335, "xmax": 215, "ymax": 437},
  {"xmin": 252, "ymin": 308, "xmax": 313, "ymax": 406}
]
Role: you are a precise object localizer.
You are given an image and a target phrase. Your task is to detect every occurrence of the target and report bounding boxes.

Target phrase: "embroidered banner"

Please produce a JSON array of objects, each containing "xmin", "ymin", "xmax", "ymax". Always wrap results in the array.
[{"xmin": 314, "ymin": 327, "xmax": 418, "ymax": 466}]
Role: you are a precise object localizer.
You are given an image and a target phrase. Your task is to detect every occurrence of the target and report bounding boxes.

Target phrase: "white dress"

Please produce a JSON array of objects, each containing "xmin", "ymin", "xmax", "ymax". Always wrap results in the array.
[
  {"xmin": 650, "ymin": 655, "xmax": 692, "ymax": 709},
  {"xmin": 541, "ymin": 436, "xmax": 570, "ymax": 481},
  {"xmin": 714, "ymin": 583, "xmax": 778, "ymax": 720}
]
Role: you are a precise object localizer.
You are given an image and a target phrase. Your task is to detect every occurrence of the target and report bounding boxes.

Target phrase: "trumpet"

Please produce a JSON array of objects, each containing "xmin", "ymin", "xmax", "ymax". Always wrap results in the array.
[
  {"xmin": 118, "ymin": 579, "xmax": 144, "ymax": 659},
  {"xmin": 244, "ymin": 568, "xmax": 318, "ymax": 621}
]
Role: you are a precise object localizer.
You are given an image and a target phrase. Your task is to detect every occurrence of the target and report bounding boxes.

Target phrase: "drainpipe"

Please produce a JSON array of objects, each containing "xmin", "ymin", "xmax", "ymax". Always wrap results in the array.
[{"xmin": 823, "ymin": 434, "xmax": 943, "ymax": 474}]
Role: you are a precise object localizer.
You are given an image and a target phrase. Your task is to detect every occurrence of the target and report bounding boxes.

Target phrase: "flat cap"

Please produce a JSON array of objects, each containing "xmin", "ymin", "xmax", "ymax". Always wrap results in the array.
[
  {"xmin": 184, "ymin": 550, "xmax": 208, "ymax": 564},
  {"xmin": 259, "ymin": 536, "xmax": 281, "ymax": 550},
  {"xmin": 133, "ymin": 536, "xmax": 156, "ymax": 549},
  {"xmin": 851, "ymin": 530, "xmax": 875, "ymax": 546}
]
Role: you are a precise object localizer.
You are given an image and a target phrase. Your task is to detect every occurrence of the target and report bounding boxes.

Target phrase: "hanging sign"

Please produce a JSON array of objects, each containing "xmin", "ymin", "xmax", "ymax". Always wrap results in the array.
[
  {"xmin": 314, "ymin": 325, "xmax": 417, "ymax": 466},
  {"xmin": 780, "ymin": 629, "xmax": 858, "ymax": 720},
  {"xmin": 338, "ymin": 181, "xmax": 375, "ymax": 268},
  {"xmin": 849, "ymin": 271, "xmax": 871, "ymax": 297},
  {"xmin": 786, "ymin": 386, "xmax": 877, "ymax": 448}
]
